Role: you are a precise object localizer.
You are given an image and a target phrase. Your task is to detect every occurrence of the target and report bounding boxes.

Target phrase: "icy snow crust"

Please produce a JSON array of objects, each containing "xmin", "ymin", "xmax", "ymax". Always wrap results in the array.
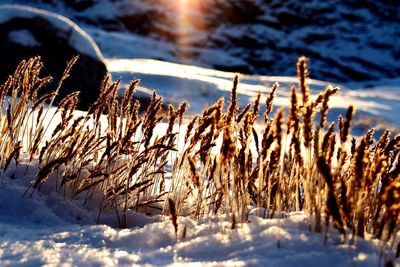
[{"xmin": 0, "ymin": 4, "xmax": 104, "ymax": 61}]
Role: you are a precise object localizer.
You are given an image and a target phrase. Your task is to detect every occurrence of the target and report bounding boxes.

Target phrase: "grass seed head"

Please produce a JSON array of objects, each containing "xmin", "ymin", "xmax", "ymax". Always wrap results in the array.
[{"xmin": 297, "ymin": 56, "xmax": 310, "ymax": 105}]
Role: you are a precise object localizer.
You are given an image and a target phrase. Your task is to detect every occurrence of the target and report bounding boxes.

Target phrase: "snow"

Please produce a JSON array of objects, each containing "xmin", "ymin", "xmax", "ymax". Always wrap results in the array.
[
  {"xmin": 0, "ymin": 164, "xmax": 390, "ymax": 266},
  {"xmin": 0, "ymin": 4, "xmax": 104, "ymax": 61},
  {"xmin": 8, "ymin": 29, "xmax": 41, "ymax": 47},
  {"xmin": 84, "ymin": 26, "xmax": 249, "ymax": 70}
]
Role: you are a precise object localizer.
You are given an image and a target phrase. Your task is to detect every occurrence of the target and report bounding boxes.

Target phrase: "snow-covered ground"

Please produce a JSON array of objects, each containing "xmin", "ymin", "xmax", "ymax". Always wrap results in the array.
[
  {"xmin": 0, "ymin": 3, "xmax": 399, "ymax": 267},
  {"xmin": 0, "ymin": 162, "xmax": 390, "ymax": 266}
]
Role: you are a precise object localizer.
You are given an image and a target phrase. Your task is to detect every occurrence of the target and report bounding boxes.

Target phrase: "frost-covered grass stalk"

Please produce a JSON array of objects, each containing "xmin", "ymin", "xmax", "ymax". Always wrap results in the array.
[{"xmin": 0, "ymin": 56, "xmax": 399, "ymax": 255}]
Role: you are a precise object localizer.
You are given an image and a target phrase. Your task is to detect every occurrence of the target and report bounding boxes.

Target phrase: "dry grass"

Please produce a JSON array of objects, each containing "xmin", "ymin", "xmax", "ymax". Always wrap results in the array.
[{"xmin": 0, "ymin": 56, "xmax": 399, "ymax": 255}]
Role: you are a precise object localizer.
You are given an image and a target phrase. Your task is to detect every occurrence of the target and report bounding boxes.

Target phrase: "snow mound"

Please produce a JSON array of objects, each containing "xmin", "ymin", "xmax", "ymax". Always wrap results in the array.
[
  {"xmin": 106, "ymin": 58, "xmax": 400, "ymax": 131},
  {"xmin": 0, "ymin": 4, "xmax": 104, "ymax": 61}
]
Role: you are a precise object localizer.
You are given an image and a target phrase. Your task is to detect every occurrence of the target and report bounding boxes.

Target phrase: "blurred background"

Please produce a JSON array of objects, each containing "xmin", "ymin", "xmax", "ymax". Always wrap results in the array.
[{"xmin": 2, "ymin": 0, "xmax": 399, "ymax": 84}]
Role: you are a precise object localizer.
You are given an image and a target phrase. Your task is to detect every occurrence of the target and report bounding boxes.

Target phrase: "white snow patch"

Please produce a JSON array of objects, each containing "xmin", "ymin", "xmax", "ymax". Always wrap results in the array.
[{"xmin": 8, "ymin": 29, "xmax": 41, "ymax": 47}]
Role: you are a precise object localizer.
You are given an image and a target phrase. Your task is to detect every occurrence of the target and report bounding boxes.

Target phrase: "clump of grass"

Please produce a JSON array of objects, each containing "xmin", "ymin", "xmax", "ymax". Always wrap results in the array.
[
  {"xmin": 0, "ymin": 56, "xmax": 398, "ymax": 257},
  {"xmin": 1, "ymin": 56, "xmax": 175, "ymax": 228}
]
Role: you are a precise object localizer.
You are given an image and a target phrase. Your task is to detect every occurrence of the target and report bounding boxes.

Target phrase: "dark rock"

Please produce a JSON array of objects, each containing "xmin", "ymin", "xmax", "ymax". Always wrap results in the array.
[{"xmin": 0, "ymin": 5, "xmax": 109, "ymax": 110}]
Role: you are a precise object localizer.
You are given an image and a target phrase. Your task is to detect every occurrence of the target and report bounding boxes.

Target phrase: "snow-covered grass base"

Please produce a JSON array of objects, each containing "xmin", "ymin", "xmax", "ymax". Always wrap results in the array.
[{"xmin": 0, "ymin": 166, "xmax": 386, "ymax": 266}]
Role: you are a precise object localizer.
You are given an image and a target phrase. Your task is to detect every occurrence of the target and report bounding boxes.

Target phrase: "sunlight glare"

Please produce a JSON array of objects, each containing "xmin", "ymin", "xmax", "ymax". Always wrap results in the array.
[{"xmin": 168, "ymin": 0, "xmax": 203, "ymax": 62}]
